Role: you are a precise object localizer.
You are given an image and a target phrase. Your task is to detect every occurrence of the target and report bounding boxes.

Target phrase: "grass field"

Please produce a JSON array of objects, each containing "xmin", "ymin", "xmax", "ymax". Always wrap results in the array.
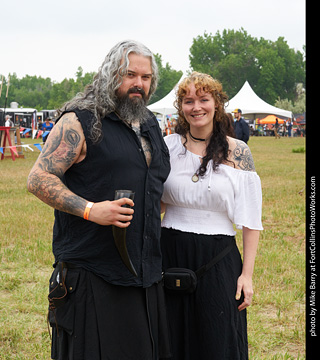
[{"xmin": 0, "ymin": 135, "xmax": 306, "ymax": 359}]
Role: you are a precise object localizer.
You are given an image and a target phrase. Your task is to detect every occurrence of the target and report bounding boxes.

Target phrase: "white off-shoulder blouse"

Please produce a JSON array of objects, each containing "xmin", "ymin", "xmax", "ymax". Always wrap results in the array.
[{"xmin": 161, "ymin": 134, "xmax": 263, "ymax": 236}]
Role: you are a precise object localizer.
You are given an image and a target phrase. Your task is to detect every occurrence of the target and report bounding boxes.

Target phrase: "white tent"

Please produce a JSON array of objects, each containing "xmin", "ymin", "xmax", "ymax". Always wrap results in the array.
[
  {"xmin": 148, "ymin": 87, "xmax": 177, "ymax": 117},
  {"xmin": 225, "ymin": 81, "xmax": 292, "ymax": 119},
  {"xmin": 148, "ymin": 73, "xmax": 187, "ymax": 116},
  {"xmin": 148, "ymin": 73, "xmax": 188, "ymax": 129}
]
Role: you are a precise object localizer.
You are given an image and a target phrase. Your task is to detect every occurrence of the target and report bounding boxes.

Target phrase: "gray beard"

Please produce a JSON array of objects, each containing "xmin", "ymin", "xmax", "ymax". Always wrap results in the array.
[{"xmin": 115, "ymin": 94, "xmax": 150, "ymax": 125}]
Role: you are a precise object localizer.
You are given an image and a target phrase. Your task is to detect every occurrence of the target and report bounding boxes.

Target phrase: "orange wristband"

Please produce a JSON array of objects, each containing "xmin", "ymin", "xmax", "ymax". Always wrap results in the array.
[{"xmin": 83, "ymin": 202, "xmax": 94, "ymax": 220}]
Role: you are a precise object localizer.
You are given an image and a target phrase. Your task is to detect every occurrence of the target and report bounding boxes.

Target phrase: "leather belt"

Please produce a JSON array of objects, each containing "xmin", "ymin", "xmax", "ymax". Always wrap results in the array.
[{"xmin": 60, "ymin": 261, "xmax": 80, "ymax": 269}]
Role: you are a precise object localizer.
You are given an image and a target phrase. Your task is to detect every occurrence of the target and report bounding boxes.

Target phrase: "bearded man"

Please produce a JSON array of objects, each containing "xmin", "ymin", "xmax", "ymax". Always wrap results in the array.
[{"xmin": 27, "ymin": 40, "xmax": 171, "ymax": 360}]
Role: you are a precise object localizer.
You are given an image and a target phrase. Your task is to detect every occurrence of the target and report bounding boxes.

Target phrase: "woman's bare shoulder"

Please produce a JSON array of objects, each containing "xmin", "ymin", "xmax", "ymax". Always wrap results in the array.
[{"xmin": 226, "ymin": 136, "xmax": 256, "ymax": 172}]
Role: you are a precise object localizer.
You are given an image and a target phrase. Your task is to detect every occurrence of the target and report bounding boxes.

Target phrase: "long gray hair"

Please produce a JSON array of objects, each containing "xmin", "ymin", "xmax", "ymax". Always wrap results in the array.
[{"xmin": 59, "ymin": 40, "xmax": 158, "ymax": 143}]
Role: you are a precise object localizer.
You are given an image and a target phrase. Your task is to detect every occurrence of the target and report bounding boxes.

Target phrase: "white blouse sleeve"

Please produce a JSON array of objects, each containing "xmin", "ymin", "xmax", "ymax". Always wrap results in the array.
[{"xmin": 231, "ymin": 170, "xmax": 263, "ymax": 231}]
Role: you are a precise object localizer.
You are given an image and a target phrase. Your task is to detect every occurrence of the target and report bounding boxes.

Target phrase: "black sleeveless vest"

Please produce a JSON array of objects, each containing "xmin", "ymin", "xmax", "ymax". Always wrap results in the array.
[{"xmin": 52, "ymin": 109, "xmax": 170, "ymax": 287}]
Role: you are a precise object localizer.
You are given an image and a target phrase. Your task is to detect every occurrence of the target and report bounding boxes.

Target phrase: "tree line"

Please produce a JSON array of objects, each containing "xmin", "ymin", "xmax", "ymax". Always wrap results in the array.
[
  {"xmin": 0, "ymin": 29, "xmax": 305, "ymax": 113},
  {"xmin": 189, "ymin": 29, "xmax": 305, "ymax": 112}
]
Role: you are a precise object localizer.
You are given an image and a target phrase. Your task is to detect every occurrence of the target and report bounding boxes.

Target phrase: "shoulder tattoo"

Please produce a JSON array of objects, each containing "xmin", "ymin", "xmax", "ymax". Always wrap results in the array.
[
  {"xmin": 39, "ymin": 115, "xmax": 82, "ymax": 173},
  {"xmin": 231, "ymin": 140, "xmax": 256, "ymax": 171}
]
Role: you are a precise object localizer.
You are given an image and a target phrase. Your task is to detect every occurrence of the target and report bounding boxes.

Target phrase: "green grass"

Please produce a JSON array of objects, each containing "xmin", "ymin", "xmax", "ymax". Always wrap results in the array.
[
  {"xmin": 292, "ymin": 147, "xmax": 305, "ymax": 154},
  {"xmin": 242, "ymin": 137, "xmax": 306, "ymax": 359},
  {"xmin": 0, "ymin": 136, "xmax": 306, "ymax": 359}
]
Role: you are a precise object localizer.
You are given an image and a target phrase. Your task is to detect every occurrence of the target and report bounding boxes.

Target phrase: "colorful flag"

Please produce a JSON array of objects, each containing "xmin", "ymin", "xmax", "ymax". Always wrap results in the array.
[
  {"xmin": 34, "ymin": 143, "xmax": 42, "ymax": 151},
  {"xmin": 23, "ymin": 128, "xmax": 31, "ymax": 136}
]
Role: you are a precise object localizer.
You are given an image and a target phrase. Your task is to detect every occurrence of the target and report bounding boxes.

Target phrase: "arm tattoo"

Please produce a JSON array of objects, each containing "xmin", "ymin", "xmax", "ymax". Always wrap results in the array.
[
  {"xmin": 52, "ymin": 129, "xmax": 81, "ymax": 168},
  {"xmin": 232, "ymin": 140, "xmax": 256, "ymax": 171},
  {"xmin": 65, "ymin": 128, "xmax": 80, "ymax": 147},
  {"xmin": 27, "ymin": 169, "xmax": 87, "ymax": 215},
  {"xmin": 39, "ymin": 118, "xmax": 81, "ymax": 174},
  {"xmin": 27, "ymin": 114, "xmax": 87, "ymax": 217}
]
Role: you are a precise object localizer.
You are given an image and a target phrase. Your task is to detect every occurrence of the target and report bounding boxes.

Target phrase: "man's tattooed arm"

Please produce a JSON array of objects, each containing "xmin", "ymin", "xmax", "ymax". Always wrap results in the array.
[
  {"xmin": 230, "ymin": 139, "xmax": 256, "ymax": 171},
  {"xmin": 27, "ymin": 113, "xmax": 87, "ymax": 216}
]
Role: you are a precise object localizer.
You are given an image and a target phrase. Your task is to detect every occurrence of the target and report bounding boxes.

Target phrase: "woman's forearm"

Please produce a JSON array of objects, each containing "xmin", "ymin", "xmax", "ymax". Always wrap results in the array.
[{"xmin": 242, "ymin": 227, "xmax": 260, "ymax": 278}]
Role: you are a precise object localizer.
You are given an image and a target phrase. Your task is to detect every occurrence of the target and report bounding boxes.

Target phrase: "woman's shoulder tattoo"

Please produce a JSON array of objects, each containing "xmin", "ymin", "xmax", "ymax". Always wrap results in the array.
[{"xmin": 231, "ymin": 139, "xmax": 256, "ymax": 171}]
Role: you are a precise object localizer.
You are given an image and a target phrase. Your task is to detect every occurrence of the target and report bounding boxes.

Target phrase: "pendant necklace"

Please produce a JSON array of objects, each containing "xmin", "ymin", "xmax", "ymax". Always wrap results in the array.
[
  {"xmin": 188, "ymin": 132, "xmax": 204, "ymax": 182},
  {"xmin": 191, "ymin": 153, "xmax": 201, "ymax": 183},
  {"xmin": 192, "ymin": 173, "xmax": 199, "ymax": 183}
]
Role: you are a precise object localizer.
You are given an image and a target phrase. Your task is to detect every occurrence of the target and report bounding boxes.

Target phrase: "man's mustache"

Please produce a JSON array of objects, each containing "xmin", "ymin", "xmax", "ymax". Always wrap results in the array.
[{"xmin": 127, "ymin": 87, "xmax": 146, "ymax": 96}]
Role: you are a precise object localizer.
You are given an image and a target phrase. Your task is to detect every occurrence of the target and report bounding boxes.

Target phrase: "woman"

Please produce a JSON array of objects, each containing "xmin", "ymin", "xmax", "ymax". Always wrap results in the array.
[{"xmin": 161, "ymin": 72, "xmax": 263, "ymax": 360}]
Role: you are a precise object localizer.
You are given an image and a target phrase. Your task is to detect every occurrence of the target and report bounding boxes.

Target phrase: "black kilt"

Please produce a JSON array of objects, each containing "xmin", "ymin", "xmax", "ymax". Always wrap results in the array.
[{"xmin": 48, "ymin": 267, "xmax": 172, "ymax": 360}]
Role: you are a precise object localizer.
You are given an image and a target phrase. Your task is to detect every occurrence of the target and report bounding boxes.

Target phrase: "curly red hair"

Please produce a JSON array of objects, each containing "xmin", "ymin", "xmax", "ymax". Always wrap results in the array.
[{"xmin": 174, "ymin": 72, "xmax": 228, "ymax": 131}]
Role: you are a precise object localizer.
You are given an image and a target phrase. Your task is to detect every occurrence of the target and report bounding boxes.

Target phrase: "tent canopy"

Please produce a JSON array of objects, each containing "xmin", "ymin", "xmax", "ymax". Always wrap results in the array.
[
  {"xmin": 225, "ymin": 81, "xmax": 292, "ymax": 119},
  {"xmin": 147, "ymin": 87, "xmax": 177, "ymax": 116},
  {"xmin": 147, "ymin": 73, "xmax": 188, "ymax": 116},
  {"xmin": 257, "ymin": 115, "xmax": 285, "ymax": 124}
]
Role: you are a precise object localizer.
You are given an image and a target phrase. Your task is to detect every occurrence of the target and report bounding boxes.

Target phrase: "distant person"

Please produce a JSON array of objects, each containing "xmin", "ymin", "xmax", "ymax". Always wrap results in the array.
[
  {"xmin": 274, "ymin": 118, "xmax": 280, "ymax": 139},
  {"xmin": 263, "ymin": 124, "xmax": 267, "ymax": 136},
  {"xmin": 233, "ymin": 109, "xmax": 249, "ymax": 143},
  {"xmin": 287, "ymin": 119, "xmax": 293, "ymax": 137},
  {"xmin": 165, "ymin": 125, "xmax": 172, "ymax": 136},
  {"xmin": 42, "ymin": 117, "xmax": 54, "ymax": 143},
  {"xmin": 282, "ymin": 119, "xmax": 287, "ymax": 137},
  {"xmin": 5, "ymin": 115, "xmax": 13, "ymax": 127},
  {"xmin": 42, "ymin": 117, "xmax": 54, "ymax": 131}
]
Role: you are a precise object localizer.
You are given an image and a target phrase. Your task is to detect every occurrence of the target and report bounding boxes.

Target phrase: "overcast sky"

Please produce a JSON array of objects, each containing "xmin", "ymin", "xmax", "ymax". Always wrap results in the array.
[{"xmin": 1, "ymin": 0, "xmax": 305, "ymax": 83}]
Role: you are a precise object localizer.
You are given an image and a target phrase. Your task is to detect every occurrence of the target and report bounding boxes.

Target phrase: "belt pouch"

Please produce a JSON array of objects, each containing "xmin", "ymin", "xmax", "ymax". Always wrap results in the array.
[
  {"xmin": 162, "ymin": 268, "xmax": 197, "ymax": 294},
  {"xmin": 48, "ymin": 262, "xmax": 68, "ymax": 310}
]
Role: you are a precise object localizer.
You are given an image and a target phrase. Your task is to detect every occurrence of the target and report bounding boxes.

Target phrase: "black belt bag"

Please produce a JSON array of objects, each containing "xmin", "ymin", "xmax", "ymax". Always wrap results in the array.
[
  {"xmin": 162, "ymin": 240, "xmax": 235, "ymax": 295},
  {"xmin": 48, "ymin": 261, "xmax": 79, "ymax": 310}
]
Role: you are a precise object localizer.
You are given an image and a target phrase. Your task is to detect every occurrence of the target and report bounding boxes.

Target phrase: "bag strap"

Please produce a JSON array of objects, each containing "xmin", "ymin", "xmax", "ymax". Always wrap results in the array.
[{"xmin": 195, "ymin": 239, "xmax": 236, "ymax": 279}]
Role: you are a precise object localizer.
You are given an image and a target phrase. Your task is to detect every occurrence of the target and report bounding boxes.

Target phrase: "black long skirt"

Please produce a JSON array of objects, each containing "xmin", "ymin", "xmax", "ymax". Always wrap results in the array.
[
  {"xmin": 161, "ymin": 228, "xmax": 248, "ymax": 360},
  {"xmin": 48, "ymin": 267, "xmax": 172, "ymax": 360}
]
